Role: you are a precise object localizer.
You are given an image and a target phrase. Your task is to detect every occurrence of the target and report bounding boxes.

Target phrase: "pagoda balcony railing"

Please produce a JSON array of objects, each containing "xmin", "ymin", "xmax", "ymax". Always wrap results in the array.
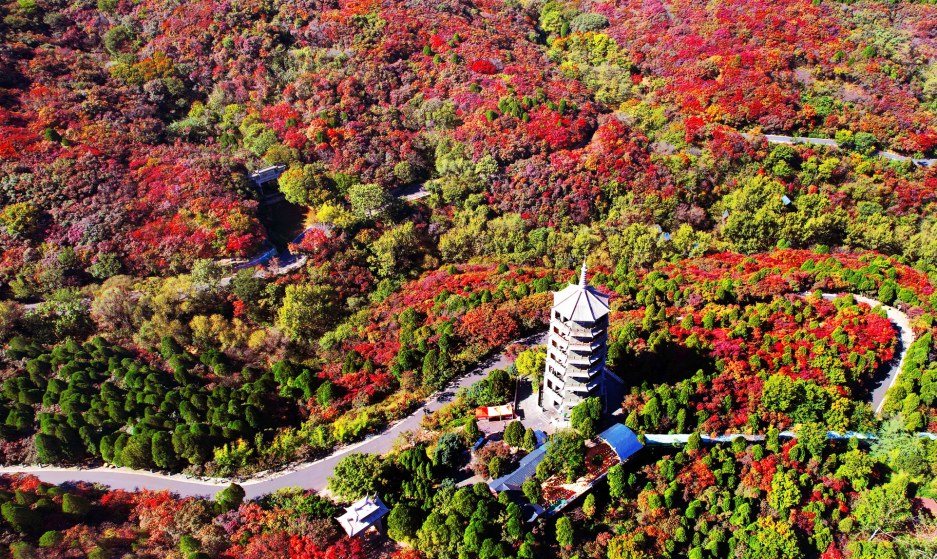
[
  {"xmin": 565, "ymin": 340, "xmax": 603, "ymax": 352},
  {"xmin": 565, "ymin": 353, "xmax": 602, "ymax": 366},
  {"xmin": 562, "ymin": 378, "xmax": 600, "ymax": 394},
  {"xmin": 568, "ymin": 326, "xmax": 607, "ymax": 339},
  {"xmin": 562, "ymin": 363, "xmax": 604, "ymax": 379}
]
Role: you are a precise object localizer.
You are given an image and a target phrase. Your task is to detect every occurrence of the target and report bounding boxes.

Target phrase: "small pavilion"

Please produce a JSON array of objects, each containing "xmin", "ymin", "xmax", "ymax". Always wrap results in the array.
[{"xmin": 335, "ymin": 494, "xmax": 389, "ymax": 538}]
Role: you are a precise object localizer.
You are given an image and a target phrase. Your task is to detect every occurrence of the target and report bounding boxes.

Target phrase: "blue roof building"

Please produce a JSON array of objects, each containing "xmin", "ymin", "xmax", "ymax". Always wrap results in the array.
[{"xmin": 596, "ymin": 423, "xmax": 643, "ymax": 463}]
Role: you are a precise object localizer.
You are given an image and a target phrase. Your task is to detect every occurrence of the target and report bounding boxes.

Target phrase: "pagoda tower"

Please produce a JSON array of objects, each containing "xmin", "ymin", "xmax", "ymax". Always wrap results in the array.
[{"xmin": 540, "ymin": 262, "xmax": 612, "ymax": 423}]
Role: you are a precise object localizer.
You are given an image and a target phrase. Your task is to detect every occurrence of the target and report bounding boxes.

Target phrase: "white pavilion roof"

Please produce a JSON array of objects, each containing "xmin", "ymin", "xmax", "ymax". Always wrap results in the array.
[
  {"xmin": 336, "ymin": 494, "xmax": 389, "ymax": 537},
  {"xmin": 553, "ymin": 263, "xmax": 609, "ymax": 322}
]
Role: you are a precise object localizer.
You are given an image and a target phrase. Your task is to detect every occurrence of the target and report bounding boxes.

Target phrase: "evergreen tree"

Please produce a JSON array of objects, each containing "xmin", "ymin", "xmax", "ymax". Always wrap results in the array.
[{"xmin": 504, "ymin": 420, "xmax": 525, "ymax": 447}]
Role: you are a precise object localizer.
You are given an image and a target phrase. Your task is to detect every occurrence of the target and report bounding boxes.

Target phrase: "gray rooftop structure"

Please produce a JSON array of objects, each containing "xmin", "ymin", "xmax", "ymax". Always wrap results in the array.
[
  {"xmin": 335, "ymin": 494, "xmax": 389, "ymax": 537},
  {"xmin": 488, "ymin": 445, "xmax": 547, "ymax": 492}
]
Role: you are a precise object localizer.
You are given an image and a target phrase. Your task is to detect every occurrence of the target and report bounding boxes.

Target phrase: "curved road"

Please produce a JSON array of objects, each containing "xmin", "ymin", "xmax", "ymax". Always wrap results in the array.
[
  {"xmin": 0, "ymin": 291, "xmax": 912, "ymax": 498},
  {"xmin": 0, "ymin": 333, "xmax": 547, "ymax": 499}
]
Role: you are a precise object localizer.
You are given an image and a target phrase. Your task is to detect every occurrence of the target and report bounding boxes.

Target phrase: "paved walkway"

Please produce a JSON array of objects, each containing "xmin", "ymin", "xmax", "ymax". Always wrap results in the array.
[
  {"xmin": 801, "ymin": 292, "xmax": 914, "ymax": 414},
  {"xmin": 392, "ymin": 182, "xmax": 430, "ymax": 201},
  {"xmin": 644, "ymin": 431, "xmax": 937, "ymax": 445},
  {"xmin": 0, "ymin": 333, "xmax": 547, "ymax": 499},
  {"xmin": 746, "ymin": 133, "xmax": 936, "ymax": 167}
]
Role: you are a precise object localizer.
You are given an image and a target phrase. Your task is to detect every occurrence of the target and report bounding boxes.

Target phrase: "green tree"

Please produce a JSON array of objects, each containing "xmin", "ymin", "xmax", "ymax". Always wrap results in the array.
[
  {"xmin": 555, "ymin": 516, "xmax": 574, "ymax": 549},
  {"xmin": 608, "ymin": 223, "xmax": 664, "ymax": 269},
  {"xmin": 0, "ymin": 202, "xmax": 40, "ymax": 238},
  {"xmin": 835, "ymin": 449, "xmax": 875, "ymax": 491},
  {"xmin": 368, "ymin": 222, "xmax": 419, "ymax": 279},
  {"xmin": 522, "ymin": 478, "xmax": 541, "ymax": 504},
  {"xmin": 278, "ymin": 162, "xmax": 332, "ymax": 206},
  {"xmin": 854, "ymin": 474, "xmax": 912, "ymax": 541},
  {"xmin": 416, "ymin": 511, "xmax": 451, "ymax": 557},
  {"xmin": 762, "ymin": 375, "xmax": 798, "ymax": 412},
  {"xmin": 486, "ymin": 368, "xmax": 511, "ymax": 401},
  {"xmin": 503, "ymin": 501, "xmax": 524, "ymax": 541},
  {"xmin": 608, "ymin": 463, "xmax": 626, "ymax": 500},
  {"xmin": 465, "ymin": 418, "xmax": 482, "ymax": 445},
  {"xmin": 582, "ymin": 493, "xmax": 597, "ymax": 518},
  {"xmin": 797, "ymin": 422, "xmax": 826, "ymax": 459},
  {"xmin": 570, "ymin": 12, "xmax": 608, "ymax": 32},
  {"xmin": 764, "ymin": 426, "xmax": 780, "ymax": 453},
  {"xmin": 180, "ymin": 534, "xmax": 200, "ymax": 555},
  {"xmin": 433, "ymin": 432, "xmax": 464, "ymax": 469},
  {"xmin": 215, "ymin": 483, "xmax": 245, "ymax": 514},
  {"xmin": 38, "ymin": 530, "xmax": 62, "ymax": 548},
  {"xmin": 522, "ymin": 428, "xmax": 538, "ymax": 451},
  {"xmin": 721, "ymin": 175, "xmax": 785, "ymax": 253},
  {"xmin": 642, "ymin": 396, "xmax": 662, "ymax": 429},
  {"xmin": 1, "ymin": 502, "xmax": 40, "ymax": 534},
  {"xmin": 871, "ymin": 416, "xmax": 929, "ymax": 477},
  {"xmin": 488, "ymin": 456, "xmax": 504, "ymax": 479},
  {"xmin": 34, "ymin": 433, "xmax": 61, "ymax": 464},
  {"xmin": 504, "ymin": 420, "xmax": 525, "ymax": 448},
  {"xmin": 738, "ymin": 516, "xmax": 800, "ymax": 559},
  {"xmin": 190, "ymin": 259, "xmax": 223, "ymax": 291},
  {"xmin": 387, "ymin": 502, "xmax": 420, "ymax": 543},
  {"xmin": 120, "ymin": 434, "xmax": 152, "ymax": 470},
  {"xmin": 769, "ymin": 469, "xmax": 801, "ymax": 514},
  {"xmin": 515, "ymin": 348, "xmax": 545, "ymax": 378},
  {"xmin": 277, "ymin": 283, "xmax": 337, "ymax": 343},
  {"xmin": 316, "ymin": 381, "xmax": 337, "ymax": 407},
  {"xmin": 151, "ymin": 431, "xmax": 176, "ymax": 470},
  {"xmin": 570, "ymin": 397, "xmax": 601, "ymax": 438},
  {"xmin": 544, "ymin": 429, "xmax": 587, "ymax": 482},
  {"xmin": 328, "ymin": 453, "xmax": 382, "ymax": 501},
  {"xmin": 348, "ymin": 183, "xmax": 389, "ymax": 219}
]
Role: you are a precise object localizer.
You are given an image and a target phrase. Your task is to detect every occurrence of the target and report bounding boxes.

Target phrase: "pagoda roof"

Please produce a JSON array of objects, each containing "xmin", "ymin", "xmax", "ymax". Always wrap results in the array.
[{"xmin": 553, "ymin": 263, "xmax": 609, "ymax": 322}]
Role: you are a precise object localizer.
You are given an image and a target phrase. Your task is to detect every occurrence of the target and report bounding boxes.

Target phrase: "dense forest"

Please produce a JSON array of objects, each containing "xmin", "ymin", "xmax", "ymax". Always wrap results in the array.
[{"xmin": 1, "ymin": 0, "xmax": 937, "ymax": 556}]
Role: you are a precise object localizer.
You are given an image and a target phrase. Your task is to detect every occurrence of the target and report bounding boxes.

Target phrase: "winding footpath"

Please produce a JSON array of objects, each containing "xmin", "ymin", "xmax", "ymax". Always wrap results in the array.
[
  {"xmin": 0, "ymin": 292, "xmax": 914, "ymax": 497},
  {"xmin": 0, "ymin": 333, "xmax": 547, "ymax": 499},
  {"xmin": 804, "ymin": 292, "xmax": 914, "ymax": 415},
  {"xmin": 750, "ymin": 133, "xmax": 936, "ymax": 167}
]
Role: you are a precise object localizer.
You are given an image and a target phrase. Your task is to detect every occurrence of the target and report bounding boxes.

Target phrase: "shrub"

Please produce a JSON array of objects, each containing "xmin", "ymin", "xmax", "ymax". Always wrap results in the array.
[
  {"xmin": 11, "ymin": 541, "xmax": 37, "ymax": 559},
  {"xmin": 1, "ymin": 502, "xmax": 39, "ymax": 534},
  {"xmin": 38, "ymin": 531, "xmax": 61, "ymax": 548},
  {"xmin": 180, "ymin": 535, "xmax": 199, "ymax": 555},
  {"xmin": 570, "ymin": 13, "xmax": 608, "ymax": 32},
  {"xmin": 488, "ymin": 456, "xmax": 504, "ymax": 479},
  {"xmin": 61, "ymin": 494, "xmax": 90, "ymax": 516}
]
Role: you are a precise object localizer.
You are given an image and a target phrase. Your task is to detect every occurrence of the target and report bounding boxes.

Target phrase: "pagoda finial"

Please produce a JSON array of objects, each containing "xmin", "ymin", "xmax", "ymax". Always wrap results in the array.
[{"xmin": 579, "ymin": 260, "xmax": 588, "ymax": 287}]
